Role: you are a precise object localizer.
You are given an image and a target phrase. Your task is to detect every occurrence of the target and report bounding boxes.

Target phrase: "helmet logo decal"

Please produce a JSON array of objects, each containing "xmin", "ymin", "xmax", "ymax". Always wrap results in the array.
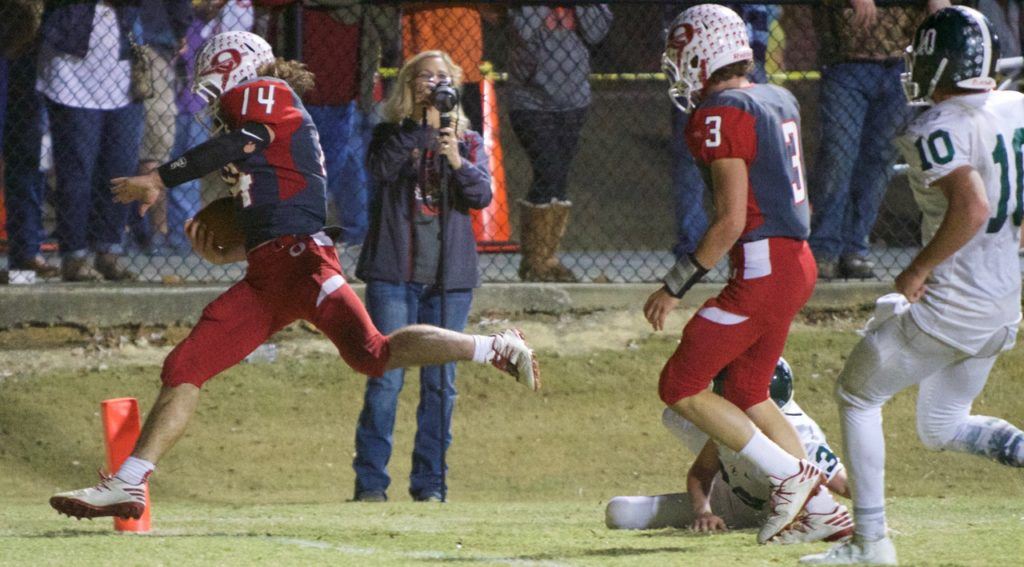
[
  {"xmin": 668, "ymin": 23, "xmax": 696, "ymax": 49},
  {"xmin": 199, "ymin": 49, "xmax": 243, "ymax": 90}
]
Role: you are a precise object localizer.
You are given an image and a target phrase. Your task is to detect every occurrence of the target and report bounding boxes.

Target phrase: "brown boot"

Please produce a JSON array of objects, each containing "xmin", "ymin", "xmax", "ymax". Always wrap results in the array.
[
  {"xmin": 95, "ymin": 253, "xmax": 138, "ymax": 281},
  {"xmin": 518, "ymin": 200, "xmax": 577, "ymax": 282},
  {"xmin": 61, "ymin": 256, "xmax": 103, "ymax": 282}
]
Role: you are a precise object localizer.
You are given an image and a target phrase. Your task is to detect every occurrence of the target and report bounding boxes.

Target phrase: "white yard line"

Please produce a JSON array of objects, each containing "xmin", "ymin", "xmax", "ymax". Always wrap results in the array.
[{"xmin": 263, "ymin": 536, "xmax": 573, "ymax": 567}]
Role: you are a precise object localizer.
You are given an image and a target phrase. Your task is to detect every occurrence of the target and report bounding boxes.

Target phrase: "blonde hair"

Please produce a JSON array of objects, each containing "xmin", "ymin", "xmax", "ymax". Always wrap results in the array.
[
  {"xmin": 256, "ymin": 58, "xmax": 316, "ymax": 98},
  {"xmin": 380, "ymin": 50, "xmax": 472, "ymax": 134}
]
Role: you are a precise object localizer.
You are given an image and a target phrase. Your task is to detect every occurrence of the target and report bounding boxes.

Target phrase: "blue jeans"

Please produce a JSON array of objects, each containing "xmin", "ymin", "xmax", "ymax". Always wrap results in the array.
[
  {"xmin": 353, "ymin": 281, "xmax": 473, "ymax": 499},
  {"xmin": 3, "ymin": 52, "xmax": 49, "ymax": 265},
  {"xmin": 307, "ymin": 102, "xmax": 370, "ymax": 246},
  {"xmin": 47, "ymin": 99, "xmax": 143, "ymax": 257},
  {"xmin": 808, "ymin": 61, "xmax": 911, "ymax": 261}
]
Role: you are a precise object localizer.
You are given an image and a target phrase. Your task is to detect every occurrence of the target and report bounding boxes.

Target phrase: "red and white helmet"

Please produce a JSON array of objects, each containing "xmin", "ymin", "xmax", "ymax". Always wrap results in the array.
[
  {"xmin": 193, "ymin": 31, "xmax": 275, "ymax": 104},
  {"xmin": 662, "ymin": 4, "xmax": 753, "ymax": 112}
]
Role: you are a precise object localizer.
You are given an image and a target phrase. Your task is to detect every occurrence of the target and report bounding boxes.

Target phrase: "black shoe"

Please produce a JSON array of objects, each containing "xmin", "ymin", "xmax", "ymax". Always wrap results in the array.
[
  {"xmin": 412, "ymin": 491, "xmax": 443, "ymax": 503},
  {"xmin": 95, "ymin": 253, "xmax": 137, "ymax": 282},
  {"xmin": 11, "ymin": 256, "xmax": 60, "ymax": 279},
  {"xmin": 840, "ymin": 255, "xmax": 876, "ymax": 279},
  {"xmin": 815, "ymin": 257, "xmax": 839, "ymax": 280},
  {"xmin": 353, "ymin": 490, "xmax": 387, "ymax": 503},
  {"xmin": 61, "ymin": 257, "xmax": 103, "ymax": 282}
]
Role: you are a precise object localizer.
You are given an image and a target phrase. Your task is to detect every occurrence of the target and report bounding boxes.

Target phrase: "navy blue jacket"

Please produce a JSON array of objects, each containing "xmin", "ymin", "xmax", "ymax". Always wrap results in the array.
[
  {"xmin": 41, "ymin": 0, "xmax": 141, "ymax": 60},
  {"xmin": 356, "ymin": 120, "xmax": 491, "ymax": 289}
]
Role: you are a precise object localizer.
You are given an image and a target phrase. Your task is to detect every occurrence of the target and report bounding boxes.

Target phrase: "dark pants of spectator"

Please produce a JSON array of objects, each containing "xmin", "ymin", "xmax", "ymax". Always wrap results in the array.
[
  {"xmin": 46, "ymin": 99, "xmax": 143, "ymax": 258},
  {"xmin": 353, "ymin": 281, "xmax": 473, "ymax": 500},
  {"xmin": 808, "ymin": 61, "xmax": 911, "ymax": 261},
  {"xmin": 308, "ymin": 102, "xmax": 371, "ymax": 246},
  {"xmin": 670, "ymin": 107, "xmax": 710, "ymax": 259},
  {"xmin": 509, "ymin": 107, "xmax": 587, "ymax": 204},
  {"xmin": 3, "ymin": 52, "xmax": 49, "ymax": 266}
]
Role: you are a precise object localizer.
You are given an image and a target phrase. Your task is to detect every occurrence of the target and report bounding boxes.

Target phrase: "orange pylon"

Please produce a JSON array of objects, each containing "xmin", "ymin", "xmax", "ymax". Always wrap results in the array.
[
  {"xmin": 473, "ymin": 77, "xmax": 518, "ymax": 253},
  {"xmin": 101, "ymin": 398, "xmax": 151, "ymax": 533}
]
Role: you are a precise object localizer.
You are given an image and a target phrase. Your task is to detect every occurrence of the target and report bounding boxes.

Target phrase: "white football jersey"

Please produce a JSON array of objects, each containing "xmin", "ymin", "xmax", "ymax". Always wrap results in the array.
[
  {"xmin": 661, "ymin": 401, "xmax": 842, "ymax": 512},
  {"xmin": 895, "ymin": 90, "xmax": 1024, "ymax": 355}
]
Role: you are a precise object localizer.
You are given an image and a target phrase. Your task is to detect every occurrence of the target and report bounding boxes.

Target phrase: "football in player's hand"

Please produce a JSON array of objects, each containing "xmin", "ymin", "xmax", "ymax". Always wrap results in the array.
[{"xmin": 194, "ymin": 197, "xmax": 245, "ymax": 250}]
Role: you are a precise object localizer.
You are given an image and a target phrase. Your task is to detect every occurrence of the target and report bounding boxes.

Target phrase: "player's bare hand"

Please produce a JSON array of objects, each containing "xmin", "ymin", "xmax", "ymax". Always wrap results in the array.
[
  {"xmin": 437, "ymin": 127, "xmax": 463, "ymax": 170},
  {"xmin": 644, "ymin": 287, "xmax": 679, "ymax": 332},
  {"xmin": 690, "ymin": 512, "xmax": 727, "ymax": 533},
  {"xmin": 895, "ymin": 265, "xmax": 929, "ymax": 303},
  {"xmin": 111, "ymin": 171, "xmax": 165, "ymax": 215},
  {"xmin": 850, "ymin": 0, "xmax": 877, "ymax": 29}
]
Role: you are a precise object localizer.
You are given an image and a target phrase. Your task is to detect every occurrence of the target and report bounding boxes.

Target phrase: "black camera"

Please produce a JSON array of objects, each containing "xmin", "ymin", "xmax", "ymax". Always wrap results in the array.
[{"xmin": 428, "ymin": 80, "xmax": 459, "ymax": 114}]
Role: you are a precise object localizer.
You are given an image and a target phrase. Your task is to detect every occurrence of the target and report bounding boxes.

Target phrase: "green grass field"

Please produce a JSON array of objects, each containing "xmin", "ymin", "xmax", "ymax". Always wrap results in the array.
[{"xmin": 1, "ymin": 312, "xmax": 1022, "ymax": 565}]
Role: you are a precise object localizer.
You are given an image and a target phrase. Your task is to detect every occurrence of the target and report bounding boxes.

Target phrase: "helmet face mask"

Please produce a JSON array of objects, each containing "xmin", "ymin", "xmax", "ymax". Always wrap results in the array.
[
  {"xmin": 902, "ymin": 6, "xmax": 1000, "ymax": 106},
  {"xmin": 662, "ymin": 5, "xmax": 752, "ymax": 113}
]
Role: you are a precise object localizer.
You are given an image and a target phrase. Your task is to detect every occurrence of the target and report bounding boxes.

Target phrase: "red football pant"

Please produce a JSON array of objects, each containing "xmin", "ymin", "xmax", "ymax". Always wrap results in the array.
[
  {"xmin": 162, "ymin": 233, "xmax": 390, "ymax": 388},
  {"xmin": 659, "ymin": 238, "xmax": 816, "ymax": 410}
]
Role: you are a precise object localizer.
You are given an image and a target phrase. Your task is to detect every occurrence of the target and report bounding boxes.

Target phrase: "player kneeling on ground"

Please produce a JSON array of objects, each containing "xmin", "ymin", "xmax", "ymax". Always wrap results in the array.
[
  {"xmin": 802, "ymin": 7, "xmax": 1024, "ymax": 566},
  {"xmin": 607, "ymin": 359, "xmax": 853, "ymax": 545},
  {"xmin": 48, "ymin": 31, "xmax": 540, "ymax": 521}
]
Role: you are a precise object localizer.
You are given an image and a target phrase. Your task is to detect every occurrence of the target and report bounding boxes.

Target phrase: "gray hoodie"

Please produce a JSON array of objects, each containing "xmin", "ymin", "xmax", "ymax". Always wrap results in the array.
[{"xmin": 506, "ymin": 5, "xmax": 613, "ymax": 112}]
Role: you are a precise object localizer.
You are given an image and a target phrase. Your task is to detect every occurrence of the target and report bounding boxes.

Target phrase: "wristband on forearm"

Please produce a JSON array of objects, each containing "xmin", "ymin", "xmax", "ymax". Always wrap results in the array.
[
  {"xmin": 157, "ymin": 122, "xmax": 271, "ymax": 188},
  {"xmin": 663, "ymin": 254, "xmax": 709, "ymax": 298}
]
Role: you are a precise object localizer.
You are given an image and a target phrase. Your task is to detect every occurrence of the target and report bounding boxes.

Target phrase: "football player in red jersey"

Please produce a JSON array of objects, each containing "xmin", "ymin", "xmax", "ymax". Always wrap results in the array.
[
  {"xmin": 48, "ymin": 31, "xmax": 539, "ymax": 521},
  {"xmin": 645, "ymin": 5, "xmax": 842, "ymax": 544}
]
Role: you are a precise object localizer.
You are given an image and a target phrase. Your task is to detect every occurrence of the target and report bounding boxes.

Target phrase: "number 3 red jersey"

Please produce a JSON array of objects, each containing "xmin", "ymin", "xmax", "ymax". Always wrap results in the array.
[
  {"xmin": 684, "ymin": 84, "xmax": 811, "ymax": 242},
  {"xmin": 218, "ymin": 77, "xmax": 328, "ymax": 249}
]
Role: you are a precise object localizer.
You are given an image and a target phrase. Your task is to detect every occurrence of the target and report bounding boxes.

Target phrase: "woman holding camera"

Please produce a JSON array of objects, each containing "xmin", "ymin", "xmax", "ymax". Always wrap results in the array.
[{"xmin": 352, "ymin": 50, "xmax": 492, "ymax": 502}]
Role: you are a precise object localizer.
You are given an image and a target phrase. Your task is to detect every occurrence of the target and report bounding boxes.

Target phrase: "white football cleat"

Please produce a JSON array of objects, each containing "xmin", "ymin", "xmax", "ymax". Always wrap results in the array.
[
  {"xmin": 757, "ymin": 460, "xmax": 824, "ymax": 544},
  {"xmin": 770, "ymin": 504, "xmax": 855, "ymax": 545},
  {"xmin": 49, "ymin": 472, "xmax": 147, "ymax": 520},
  {"xmin": 799, "ymin": 535, "xmax": 898, "ymax": 565},
  {"xmin": 490, "ymin": 328, "xmax": 541, "ymax": 391}
]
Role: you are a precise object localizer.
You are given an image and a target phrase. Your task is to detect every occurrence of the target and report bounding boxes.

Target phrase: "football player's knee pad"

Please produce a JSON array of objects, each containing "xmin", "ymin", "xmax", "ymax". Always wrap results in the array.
[
  {"xmin": 160, "ymin": 352, "xmax": 211, "ymax": 388},
  {"xmin": 834, "ymin": 382, "xmax": 877, "ymax": 412},
  {"xmin": 605, "ymin": 495, "xmax": 687, "ymax": 530},
  {"xmin": 658, "ymin": 363, "xmax": 711, "ymax": 406}
]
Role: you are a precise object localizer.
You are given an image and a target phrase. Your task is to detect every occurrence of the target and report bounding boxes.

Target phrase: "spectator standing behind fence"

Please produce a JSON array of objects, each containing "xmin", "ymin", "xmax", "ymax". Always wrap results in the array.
[
  {"xmin": 352, "ymin": 50, "xmax": 491, "ymax": 503},
  {"xmin": 129, "ymin": 0, "xmax": 191, "ymax": 253},
  {"xmin": 160, "ymin": 0, "xmax": 251, "ymax": 254},
  {"xmin": 256, "ymin": 1, "xmax": 384, "ymax": 248},
  {"xmin": 976, "ymin": 0, "xmax": 1021, "ymax": 58},
  {"xmin": 505, "ymin": 4, "xmax": 612, "ymax": 283},
  {"xmin": 808, "ymin": 0, "xmax": 948, "ymax": 280},
  {"xmin": 665, "ymin": 3, "xmax": 775, "ymax": 261},
  {"xmin": 2, "ymin": 0, "xmax": 60, "ymax": 280},
  {"xmin": 36, "ymin": 0, "xmax": 146, "ymax": 281},
  {"xmin": 402, "ymin": 4, "xmax": 486, "ymax": 132}
]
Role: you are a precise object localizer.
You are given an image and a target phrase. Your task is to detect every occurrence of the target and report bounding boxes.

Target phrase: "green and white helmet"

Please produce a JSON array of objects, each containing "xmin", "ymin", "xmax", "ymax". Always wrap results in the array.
[{"xmin": 902, "ymin": 6, "xmax": 1001, "ymax": 105}]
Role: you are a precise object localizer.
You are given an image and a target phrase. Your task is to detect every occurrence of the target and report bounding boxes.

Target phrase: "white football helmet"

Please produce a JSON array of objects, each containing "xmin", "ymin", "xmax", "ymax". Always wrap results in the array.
[
  {"xmin": 193, "ymin": 31, "xmax": 275, "ymax": 103},
  {"xmin": 662, "ymin": 5, "xmax": 753, "ymax": 112}
]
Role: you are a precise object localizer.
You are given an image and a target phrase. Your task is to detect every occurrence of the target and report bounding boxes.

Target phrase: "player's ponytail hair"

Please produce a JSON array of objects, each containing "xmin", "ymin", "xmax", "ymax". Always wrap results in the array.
[
  {"xmin": 256, "ymin": 58, "xmax": 316, "ymax": 99},
  {"xmin": 381, "ymin": 50, "xmax": 471, "ymax": 135}
]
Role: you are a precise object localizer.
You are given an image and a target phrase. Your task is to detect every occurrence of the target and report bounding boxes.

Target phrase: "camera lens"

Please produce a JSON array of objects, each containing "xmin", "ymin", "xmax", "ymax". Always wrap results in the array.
[{"xmin": 429, "ymin": 81, "xmax": 459, "ymax": 113}]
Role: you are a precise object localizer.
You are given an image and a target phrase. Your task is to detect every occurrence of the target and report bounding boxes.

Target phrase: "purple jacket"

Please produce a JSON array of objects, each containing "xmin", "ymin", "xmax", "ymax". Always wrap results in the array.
[{"xmin": 356, "ymin": 119, "xmax": 491, "ymax": 289}]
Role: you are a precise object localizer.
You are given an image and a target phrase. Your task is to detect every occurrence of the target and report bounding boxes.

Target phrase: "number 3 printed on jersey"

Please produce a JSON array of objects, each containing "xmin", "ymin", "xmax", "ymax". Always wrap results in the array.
[{"xmin": 782, "ymin": 120, "xmax": 807, "ymax": 204}]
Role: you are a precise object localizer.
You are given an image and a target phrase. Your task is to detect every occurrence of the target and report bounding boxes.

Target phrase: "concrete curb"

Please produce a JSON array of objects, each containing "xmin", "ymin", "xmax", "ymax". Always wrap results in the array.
[{"xmin": 0, "ymin": 281, "xmax": 892, "ymax": 327}]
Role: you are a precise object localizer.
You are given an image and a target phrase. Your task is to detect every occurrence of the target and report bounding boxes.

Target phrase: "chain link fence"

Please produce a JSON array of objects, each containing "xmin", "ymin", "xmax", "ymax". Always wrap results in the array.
[{"xmin": 1, "ymin": 1, "xmax": 1020, "ymax": 284}]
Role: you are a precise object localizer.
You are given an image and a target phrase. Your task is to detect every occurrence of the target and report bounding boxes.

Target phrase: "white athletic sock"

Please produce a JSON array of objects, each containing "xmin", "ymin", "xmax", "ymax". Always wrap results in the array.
[
  {"xmin": 738, "ymin": 429, "xmax": 801, "ymax": 479},
  {"xmin": 471, "ymin": 335, "xmax": 495, "ymax": 363},
  {"xmin": 803, "ymin": 485, "xmax": 837, "ymax": 515},
  {"xmin": 115, "ymin": 456, "xmax": 155, "ymax": 485}
]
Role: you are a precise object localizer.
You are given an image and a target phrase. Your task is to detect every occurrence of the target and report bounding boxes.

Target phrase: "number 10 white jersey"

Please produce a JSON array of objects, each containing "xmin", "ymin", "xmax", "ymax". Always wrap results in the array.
[{"xmin": 895, "ymin": 90, "xmax": 1024, "ymax": 355}]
